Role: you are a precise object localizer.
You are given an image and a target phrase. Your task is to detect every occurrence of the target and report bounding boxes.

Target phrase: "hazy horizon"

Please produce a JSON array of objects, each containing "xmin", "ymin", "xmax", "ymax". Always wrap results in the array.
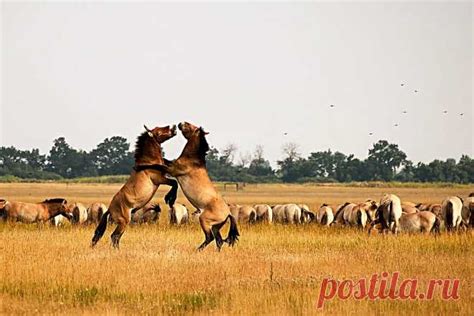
[{"xmin": 1, "ymin": 2, "xmax": 472, "ymax": 167}]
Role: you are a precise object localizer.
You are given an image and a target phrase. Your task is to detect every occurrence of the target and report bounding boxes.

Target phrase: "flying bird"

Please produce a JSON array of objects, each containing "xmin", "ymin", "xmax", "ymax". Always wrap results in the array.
[
  {"xmin": 329, "ymin": 104, "xmax": 335, "ymax": 108},
  {"xmin": 460, "ymin": 113, "xmax": 464, "ymax": 116},
  {"xmin": 402, "ymin": 110, "xmax": 407, "ymax": 114},
  {"xmin": 369, "ymin": 132, "xmax": 373, "ymax": 136},
  {"xmin": 401, "ymin": 83, "xmax": 405, "ymax": 86},
  {"xmin": 283, "ymin": 132, "xmax": 288, "ymax": 136},
  {"xmin": 414, "ymin": 90, "xmax": 418, "ymax": 93},
  {"xmin": 443, "ymin": 110, "xmax": 448, "ymax": 114},
  {"xmin": 394, "ymin": 124, "xmax": 399, "ymax": 127}
]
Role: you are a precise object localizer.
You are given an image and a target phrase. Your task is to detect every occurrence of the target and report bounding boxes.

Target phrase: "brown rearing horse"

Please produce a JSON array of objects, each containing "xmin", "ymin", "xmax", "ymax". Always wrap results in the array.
[
  {"xmin": 1, "ymin": 198, "xmax": 72, "ymax": 223},
  {"xmin": 91, "ymin": 124, "xmax": 178, "ymax": 248},
  {"xmin": 141, "ymin": 122, "xmax": 239, "ymax": 251}
]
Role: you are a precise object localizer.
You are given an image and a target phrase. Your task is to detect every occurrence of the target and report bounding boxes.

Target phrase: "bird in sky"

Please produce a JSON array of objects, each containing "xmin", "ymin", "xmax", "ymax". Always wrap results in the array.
[
  {"xmin": 402, "ymin": 110, "xmax": 407, "ymax": 114},
  {"xmin": 460, "ymin": 113, "xmax": 464, "ymax": 116},
  {"xmin": 443, "ymin": 110, "xmax": 448, "ymax": 114},
  {"xmin": 329, "ymin": 104, "xmax": 335, "ymax": 108},
  {"xmin": 369, "ymin": 132, "xmax": 373, "ymax": 136},
  {"xmin": 414, "ymin": 90, "xmax": 418, "ymax": 93},
  {"xmin": 401, "ymin": 83, "xmax": 405, "ymax": 86},
  {"xmin": 394, "ymin": 123, "xmax": 399, "ymax": 127},
  {"xmin": 283, "ymin": 132, "xmax": 288, "ymax": 136}
]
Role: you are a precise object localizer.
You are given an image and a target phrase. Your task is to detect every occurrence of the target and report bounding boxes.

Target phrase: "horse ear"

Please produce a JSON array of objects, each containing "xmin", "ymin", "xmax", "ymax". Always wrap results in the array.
[
  {"xmin": 199, "ymin": 127, "xmax": 209, "ymax": 135},
  {"xmin": 144, "ymin": 125, "xmax": 153, "ymax": 137}
]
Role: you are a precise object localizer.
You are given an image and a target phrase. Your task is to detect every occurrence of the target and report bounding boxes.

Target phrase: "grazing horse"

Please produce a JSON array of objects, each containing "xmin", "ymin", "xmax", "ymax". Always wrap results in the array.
[
  {"xmin": 91, "ymin": 124, "xmax": 178, "ymax": 248},
  {"xmin": 254, "ymin": 204, "xmax": 273, "ymax": 223},
  {"xmin": 150, "ymin": 122, "xmax": 239, "ymax": 251},
  {"xmin": 169, "ymin": 203, "xmax": 189, "ymax": 225},
  {"xmin": 462, "ymin": 196, "xmax": 474, "ymax": 228},
  {"xmin": 399, "ymin": 211, "xmax": 440, "ymax": 235},
  {"xmin": 332, "ymin": 202, "xmax": 353, "ymax": 225},
  {"xmin": 70, "ymin": 202, "xmax": 88, "ymax": 224},
  {"xmin": 1, "ymin": 198, "xmax": 71, "ymax": 223},
  {"xmin": 346, "ymin": 204, "xmax": 368, "ymax": 229},
  {"xmin": 50, "ymin": 214, "xmax": 70, "ymax": 227},
  {"xmin": 416, "ymin": 203, "xmax": 442, "ymax": 217},
  {"xmin": 317, "ymin": 204, "xmax": 334, "ymax": 226},
  {"xmin": 402, "ymin": 204, "xmax": 419, "ymax": 215},
  {"xmin": 369, "ymin": 194, "xmax": 402, "ymax": 234},
  {"xmin": 234, "ymin": 205, "xmax": 257, "ymax": 224},
  {"xmin": 87, "ymin": 203, "xmax": 108, "ymax": 224},
  {"xmin": 131, "ymin": 203, "xmax": 161, "ymax": 224},
  {"xmin": 441, "ymin": 196, "xmax": 463, "ymax": 232},
  {"xmin": 298, "ymin": 204, "xmax": 315, "ymax": 223},
  {"xmin": 272, "ymin": 204, "xmax": 302, "ymax": 224}
]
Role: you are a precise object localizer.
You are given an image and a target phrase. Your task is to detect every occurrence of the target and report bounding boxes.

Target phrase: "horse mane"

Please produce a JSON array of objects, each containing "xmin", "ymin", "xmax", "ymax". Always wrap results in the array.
[
  {"xmin": 42, "ymin": 198, "xmax": 67, "ymax": 204},
  {"xmin": 197, "ymin": 129, "xmax": 210, "ymax": 162},
  {"xmin": 134, "ymin": 131, "xmax": 163, "ymax": 163}
]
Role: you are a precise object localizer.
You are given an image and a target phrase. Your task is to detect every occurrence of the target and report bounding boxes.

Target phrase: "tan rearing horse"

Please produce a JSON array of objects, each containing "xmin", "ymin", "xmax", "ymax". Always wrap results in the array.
[
  {"xmin": 140, "ymin": 122, "xmax": 239, "ymax": 251},
  {"xmin": 91, "ymin": 124, "xmax": 178, "ymax": 248}
]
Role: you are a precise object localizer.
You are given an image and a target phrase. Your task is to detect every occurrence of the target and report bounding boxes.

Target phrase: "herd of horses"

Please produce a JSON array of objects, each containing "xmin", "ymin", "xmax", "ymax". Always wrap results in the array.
[{"xmin": 1, "ymin": 122, "xmax": 473, "ymax": 252}]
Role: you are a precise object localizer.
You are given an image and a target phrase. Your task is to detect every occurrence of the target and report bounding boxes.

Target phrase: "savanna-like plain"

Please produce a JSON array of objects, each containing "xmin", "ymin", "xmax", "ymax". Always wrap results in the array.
[{"xmin": 1, "ymin": 183, "xmax": 473, "ymax": 315}]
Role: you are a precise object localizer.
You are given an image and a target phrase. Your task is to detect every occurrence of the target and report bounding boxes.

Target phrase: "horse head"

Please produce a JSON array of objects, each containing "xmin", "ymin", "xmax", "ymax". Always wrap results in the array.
[{"xmin": 144, "ymin": 124, "xmax": 177, "ymax": 143}]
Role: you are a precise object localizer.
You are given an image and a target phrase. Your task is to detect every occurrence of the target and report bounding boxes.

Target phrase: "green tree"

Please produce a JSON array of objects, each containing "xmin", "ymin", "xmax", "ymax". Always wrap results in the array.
[
  {"xmin": 367, "ymin": 140, "xmax": 407, "ymax": 181},
  {"xmin": 90, "ymin": 136, "xmax": 134, "ymax": 175}
]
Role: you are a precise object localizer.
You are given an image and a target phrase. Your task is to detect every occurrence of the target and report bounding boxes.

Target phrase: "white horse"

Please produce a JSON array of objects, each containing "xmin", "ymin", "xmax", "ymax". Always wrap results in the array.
[
  {"xmin": 317, "ymin": 204, "xmax": 334, "ymax": 226},
  {"xmin": 169, "ymin": 203, "xmax": 189, "ymax": 225},
  {"xmin": 254, "ymin": 204, "xmax": 273, "ymax": 223},
  {"xmin": 70, "ymin": 202, "xmax": 88, "ymax": 225},
  {"xmin": 372, "ymin": 194, "xmax": 403, "ymax": 234},
  {"xmin": 441, "ymin": 196, "xmax": 463, "ymax": 232},
  {"xmin": 50, "ymin": 214, "xmax": 69, "ymax": 227},
  {"xmin": 272, "ymin": 204, "xmax": 301, "ymax": 224}
]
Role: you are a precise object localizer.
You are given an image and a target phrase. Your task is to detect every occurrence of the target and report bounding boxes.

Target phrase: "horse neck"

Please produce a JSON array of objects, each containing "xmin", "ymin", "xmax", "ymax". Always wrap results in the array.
[
  {"xmin": 180, "ymin": 135, "xmax": 203, "ymax": 163},
  {"xmin": 136, "ymin": 140, "xmax": 164, "ymax": 165},
  {"xmin": 44, "ymin": 203, "xmax": 63, "ymax": 218}
]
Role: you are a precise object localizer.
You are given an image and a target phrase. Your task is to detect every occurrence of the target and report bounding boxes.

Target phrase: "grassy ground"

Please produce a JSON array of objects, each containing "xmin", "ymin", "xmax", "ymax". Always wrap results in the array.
[{"xmin": 1, "ymin": 183, "xmax": 473, "ymax": 314}]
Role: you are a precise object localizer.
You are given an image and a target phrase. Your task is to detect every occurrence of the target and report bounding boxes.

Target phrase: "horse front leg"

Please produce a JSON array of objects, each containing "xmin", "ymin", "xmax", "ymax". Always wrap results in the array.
[{"xmin": 163, "ymin": 178, "xmax": 178, "ymax": 207}]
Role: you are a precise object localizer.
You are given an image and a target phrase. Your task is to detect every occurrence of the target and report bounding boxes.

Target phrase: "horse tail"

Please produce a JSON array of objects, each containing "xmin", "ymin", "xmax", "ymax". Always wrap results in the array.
[
  {"xmin": 249, "ymin": 210, "xmax": 256, "ymax": 224},
  {"xmin": 321, "ymin": 212, "xmax": 328, "ymax": 226},
  {"xmin": 91, "ymin": 210, "xmax": 110, "ymax": 247},
  {"xmin": 431, "ymin": 216, "xmax": 441, "ymax": 235},
  {"xmin": 225, "ymin": 214, "xmax": 240, "ymax": 247},
  {"xmin": 445, "ymin": 201, "xmax": 453, "ymax": 232},
  {"xmin": 357, "ymin": 210, "xmax": 363, "ymax": 227}
]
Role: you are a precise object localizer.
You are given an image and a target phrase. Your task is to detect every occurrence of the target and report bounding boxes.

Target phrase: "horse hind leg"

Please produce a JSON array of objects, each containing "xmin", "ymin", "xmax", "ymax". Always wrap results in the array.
[
  {"xmin": 211, "ymin": 221, "xmax": 227, "ymax": 251},
  {"xmin": 197, "ymin": 228, "xmax": 214, "ymax": 252},
  {"xmin": 110, "ymin": 217, "xmax": 128, "ymax": 249}
]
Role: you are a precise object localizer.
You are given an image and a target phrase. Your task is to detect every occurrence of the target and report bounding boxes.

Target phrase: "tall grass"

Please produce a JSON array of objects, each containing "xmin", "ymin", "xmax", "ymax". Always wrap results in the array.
[{"xmin": 0, "ymin": 183, "xmax": 472, "ymax": 314}]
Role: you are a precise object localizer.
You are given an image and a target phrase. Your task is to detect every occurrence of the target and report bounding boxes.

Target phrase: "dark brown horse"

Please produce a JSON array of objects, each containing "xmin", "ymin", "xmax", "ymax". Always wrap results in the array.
[
  {"xmin": 141, "ymin": 122, "xmax": 239, "ymax": 251},
  {"xmin": 91, "ymin": 124, "xmax": 178, "ymax": 248}
]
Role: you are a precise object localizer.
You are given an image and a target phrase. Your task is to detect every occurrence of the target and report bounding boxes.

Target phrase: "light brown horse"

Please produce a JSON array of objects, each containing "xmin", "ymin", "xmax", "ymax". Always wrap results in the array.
[
  {"xmin": 87, "ymin": 202, "xmax": 108, "ymax": 224},
  {"xmin": 151, "ymin": 122, "xmax": 239, "ymax": 251},
  {"xmin": 91, "ymin": 124, "xmax": 178, "ymax": 248},
  {"xmin": 1, "ymin": 198, "xmax": 71, "ymax": 223},
  {"xmin": 131, "ymin": 203, "xmax": 161, "ymax": 224}
]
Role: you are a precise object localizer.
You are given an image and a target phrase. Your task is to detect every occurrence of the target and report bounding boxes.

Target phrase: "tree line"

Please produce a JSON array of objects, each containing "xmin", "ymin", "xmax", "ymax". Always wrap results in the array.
[{"xmin": 0, "ymin": 137, "xmax": 472, "ymax": 183}]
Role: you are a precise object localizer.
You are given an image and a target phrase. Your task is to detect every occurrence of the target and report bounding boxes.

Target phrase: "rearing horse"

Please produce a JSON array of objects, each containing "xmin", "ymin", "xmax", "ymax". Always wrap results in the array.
[
  {"xmin": 138, "ymin": 122, "xmax": 239, "ymax": 251},
  {"xmin": 91, "ymin": 124, "xmax": 178, "ymax": 248}
]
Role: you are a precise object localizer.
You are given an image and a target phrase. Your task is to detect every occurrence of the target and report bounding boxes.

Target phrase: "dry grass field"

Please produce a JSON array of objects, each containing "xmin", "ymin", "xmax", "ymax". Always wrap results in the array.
[{"xmin": 1, "ymin": 183, "xmax": 473, "ymax": 315}]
